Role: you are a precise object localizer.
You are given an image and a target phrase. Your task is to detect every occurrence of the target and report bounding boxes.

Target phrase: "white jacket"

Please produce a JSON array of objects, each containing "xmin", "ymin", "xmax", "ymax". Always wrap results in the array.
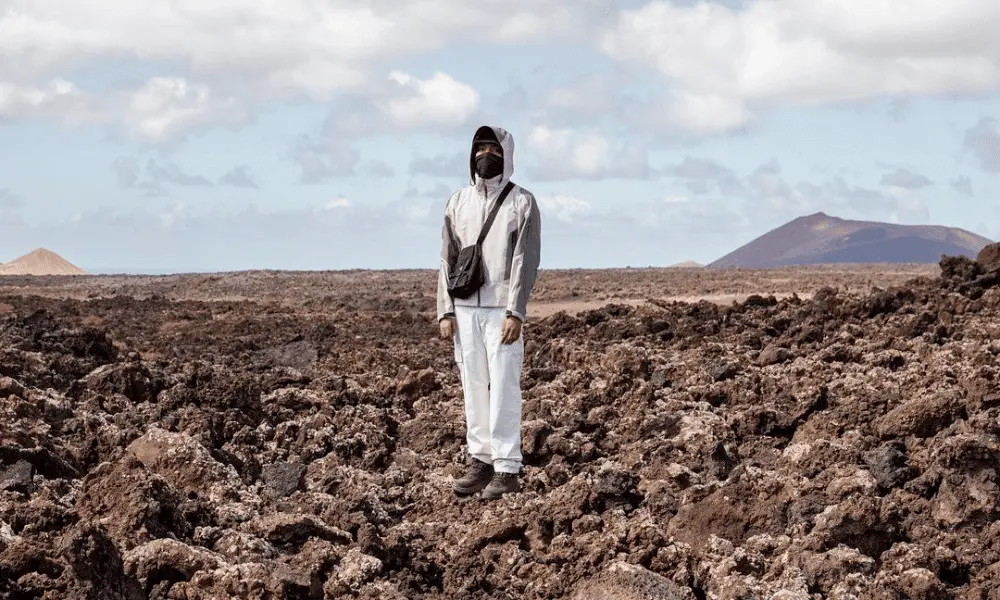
[{"xmin": 437, "ymin": 126, "xmax": 541, "ymax": 323}]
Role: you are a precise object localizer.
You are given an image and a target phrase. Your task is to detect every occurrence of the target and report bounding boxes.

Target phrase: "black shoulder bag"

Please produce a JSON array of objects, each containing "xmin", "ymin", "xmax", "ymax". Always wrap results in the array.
[{"xmin": 447, "ymin": 181, "xmax": 515, "ymax": 299}]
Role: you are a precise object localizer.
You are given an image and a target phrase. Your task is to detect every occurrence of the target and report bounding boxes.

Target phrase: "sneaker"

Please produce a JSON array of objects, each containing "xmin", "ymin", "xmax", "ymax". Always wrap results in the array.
[
  {"xmin": 481, "ymin": 472, "xmax": 520, "ymax": 500},
  {"xmin": 453, "ymin": 458, "xmax": 494, "ymax": 495}
]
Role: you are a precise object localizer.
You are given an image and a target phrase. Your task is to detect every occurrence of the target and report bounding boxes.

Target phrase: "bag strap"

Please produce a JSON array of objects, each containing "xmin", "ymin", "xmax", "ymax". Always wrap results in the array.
[{"xmin": 476, "ymin": 181, "xmax": 515, "ymax": 246}]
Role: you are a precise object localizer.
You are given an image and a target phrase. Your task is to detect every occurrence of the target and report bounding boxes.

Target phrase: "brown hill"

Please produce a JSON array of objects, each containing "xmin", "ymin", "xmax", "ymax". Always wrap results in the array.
[
  {"xmin": 707, "ymin": 212, "xmax": 993, "ymax": 268},
  {"xmin": 0, "ymin": 248, "xmax": 87, "ymax": 276},
  {"xmin": 669, "ymin": 260, "xmax": 703, "ymax": 268}
]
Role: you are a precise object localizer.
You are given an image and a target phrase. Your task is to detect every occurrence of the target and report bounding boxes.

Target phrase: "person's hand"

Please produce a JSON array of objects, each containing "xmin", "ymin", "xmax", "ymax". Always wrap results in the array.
[
  {"xmin": 439, "ymin": 317, "xmax": 456, "ymax": 340},
  {"xmin": 500, "ymin": 316, "xmax": 522, "ymax": 344}
]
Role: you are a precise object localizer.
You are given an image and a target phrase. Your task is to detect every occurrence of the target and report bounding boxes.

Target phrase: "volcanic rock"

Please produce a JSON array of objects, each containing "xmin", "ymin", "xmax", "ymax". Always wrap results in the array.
[{"xmin": 1, "ymin": 260, "xmax": 1000, "ymax": 597}]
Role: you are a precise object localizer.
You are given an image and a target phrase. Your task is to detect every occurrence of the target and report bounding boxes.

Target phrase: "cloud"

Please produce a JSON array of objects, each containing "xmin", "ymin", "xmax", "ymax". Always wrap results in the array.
[
  {"xmin": 746, "ymin": 161, "xmax": 797, "ymax": 203},
  {"xmin": 323, "ymin": 197, "xmax": 352, "ymax": 210},
  {"xmin": 147, "ymin": 160, "xmax": 213, "ymax": 187},
  {"xmin": 0, "ymin": 189, "xmax": 22, "ymax": 213},
  {"xmin": 526, "ymin": 125, "xmax": 656, "ymax": 181},
  {"xmin": 880, "ymin": 168, "xmax": 933, "ymax": 189},
  {"xmin": 0, "ymin": 79, "xmax": 101, "ymax": 124},
  {"xmin": 360, "ymin": 161, "xmax": 395, "ymax": 180},
  {"xmin": 537, "ymin": 194, "xmax": 591, "ymax": 222},
  {"xmin": 536, "ymin": 72, "xmax": 639, "ymax": 127},
  {"xmin": 410, "ymin": 152, "xmax": 467, "ymax": 178},
  {"xmin": 322, "ymin": 70, "xmax": 481, "ymax": 139},
  {"xmin": 123, "ymin": 77, "xmax": 249, "ymax": 143},
  {"xmin": 219, "ymin": 165, "xmax": 259, "ymax": 189},
  {"xmin": 3, "ymin": 1, "xmax": 603, "ymax": 140},
  {"xmin": 282, "ymin": 135, "xmax": 361, "ymax": 184},
  {"xmin": 951, "ymin": 175, "xmax": 974, "ymax": 197},
  {"xmin": 409, "ymin": 182, "xmax": 454, "ymax": 201},
  {"xmin": 963, "ymin": 117, "xmax": 1000, "ymax": 173},
  {"xmin": 115, "ymin": 156, "xmax": 218, "ymax": 196},
  {"xmin": 383, "ymin": 71, "xmax": 479, "ymax": 129},
  {"xmin": 0, "ymin": 1, "xmax": 597, "ymax": 95},
  {"xmin": 666, "ymin": 157, "xmax": 731, "ymax": 180},
  {"xmin": 664, "ymin": 156, "xmax": 745, "ymax": 196},
  {"xmin": 663, "ymin": 155, "xmax": 930, "ymax": 224},
  {"xmin": 599, "ymin": 1, "xmax": 1000, "ymax": 133},
  {"xmin": 0, "ymin": 76, "xmax": 248, "ymax": 142}
]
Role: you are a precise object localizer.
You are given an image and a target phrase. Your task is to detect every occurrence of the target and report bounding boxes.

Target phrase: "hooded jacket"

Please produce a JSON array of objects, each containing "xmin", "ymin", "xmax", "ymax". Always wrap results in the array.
[{"xmin": 437, "ymin": 125, "xmax": 541, "ymax": 323}]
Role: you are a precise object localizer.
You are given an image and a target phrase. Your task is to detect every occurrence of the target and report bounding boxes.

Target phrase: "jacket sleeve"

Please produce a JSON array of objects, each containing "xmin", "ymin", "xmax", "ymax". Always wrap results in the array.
[
  {"xmin": 437, "ymin": 193, "xmax": 460, "ymax": 321},
  {"xmin": 506, "ymin": 191, "xmax": 541, "ymax": 322}
]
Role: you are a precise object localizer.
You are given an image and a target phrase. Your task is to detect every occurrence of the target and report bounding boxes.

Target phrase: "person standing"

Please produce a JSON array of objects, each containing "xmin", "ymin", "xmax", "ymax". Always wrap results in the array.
[{"xmin": 437, "ymin": 125, "xmax": 542, "ymax": 500}]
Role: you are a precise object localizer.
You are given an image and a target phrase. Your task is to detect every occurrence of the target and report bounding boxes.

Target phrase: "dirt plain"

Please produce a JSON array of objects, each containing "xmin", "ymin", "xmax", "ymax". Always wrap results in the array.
[{"xmin": 6, "ymin": 259, "xmax": 1000, "ymax": 598}]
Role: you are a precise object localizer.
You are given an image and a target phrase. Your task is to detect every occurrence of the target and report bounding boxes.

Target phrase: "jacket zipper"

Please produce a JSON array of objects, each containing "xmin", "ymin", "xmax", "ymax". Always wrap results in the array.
[{"xmin": 478, "ymin": 184, "xmax": 489, "ymax": 308}]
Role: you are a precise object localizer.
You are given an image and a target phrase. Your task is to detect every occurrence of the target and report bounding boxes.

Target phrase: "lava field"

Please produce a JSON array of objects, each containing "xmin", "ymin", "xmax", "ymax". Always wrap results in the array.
[{"xmin": 1, "ymin": 254, "xmax": 1000, "ymax": 599}]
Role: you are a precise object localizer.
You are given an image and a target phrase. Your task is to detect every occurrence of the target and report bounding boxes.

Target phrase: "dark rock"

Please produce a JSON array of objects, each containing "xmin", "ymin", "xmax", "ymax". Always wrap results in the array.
[
  {"xmin": 83, "ymin": 362, "xmax": 163, "ymax": 404},
  {"xmin": 863, "ymin": 441, "xmax": 914, "ymax": 492},
  {"xmin": 254, "ymin": 340, "xmax": 318, "ymax": 370},
  {"xmin": 710, "ymin": 362, "xmax": 738, "ymax": 382},
  {"xmin": 0, "ymin": 459, "xmax": 34, "ymax": 493},
  {"xmin": 61, "ymin": 523, "xmax": 144, "ymax": 600},
  {"xmin": 650, "ymin": 368, "xmax": 670, "ymax": 389},
  {"xmin": 0, "ymin": 446, "xmax": 79, "ymax": 479},
  {"xmin": 262, "ymin": 461, "xmax": 306, "ymax": 497},
  {"xmin": 0, "ymin": 376, "xmax": 26, "ymax": 398},
  {"xmin": 940, "ymin": 255, "xmax": 982, "ymax": 282},
  {"xmin": 595, "ymin": 463, "xmax": 638, "ymax": 497},
  {"xmin": 254, "ymin": 514, "xmax": 352, "ymax": 550}
]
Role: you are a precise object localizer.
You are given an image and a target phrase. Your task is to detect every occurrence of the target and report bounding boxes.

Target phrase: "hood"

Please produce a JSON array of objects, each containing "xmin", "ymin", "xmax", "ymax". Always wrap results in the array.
[{"xmin": 469, "ymin": 125, "xmax": 514, "ymax": 188}]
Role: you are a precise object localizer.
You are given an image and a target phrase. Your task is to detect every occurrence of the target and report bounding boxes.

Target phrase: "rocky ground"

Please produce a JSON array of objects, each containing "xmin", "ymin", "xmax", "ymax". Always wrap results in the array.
[{"xmin": 0, "ymin": 257, "xmax": 999, "ymax": 599}]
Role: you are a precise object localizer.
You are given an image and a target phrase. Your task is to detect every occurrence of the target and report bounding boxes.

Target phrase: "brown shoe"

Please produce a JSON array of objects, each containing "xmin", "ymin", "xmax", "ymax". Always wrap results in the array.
[
  {"xmin": 453, "ymin": 458, "xmax": 494, "ymax": 495},
  {"xmin": 481, "ymin": 472, "xmax": 520, "ymax": 500}
]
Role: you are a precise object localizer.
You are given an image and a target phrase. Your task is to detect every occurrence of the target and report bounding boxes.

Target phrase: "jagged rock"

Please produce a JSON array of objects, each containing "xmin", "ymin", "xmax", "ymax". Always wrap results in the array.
[
  {"xmin": 977, "ymin": 243, "xmax": 1000, "ymax": 273},
  {"xmin": 261, "ymin": 461, "xmax": 306, "ymax": 497}
]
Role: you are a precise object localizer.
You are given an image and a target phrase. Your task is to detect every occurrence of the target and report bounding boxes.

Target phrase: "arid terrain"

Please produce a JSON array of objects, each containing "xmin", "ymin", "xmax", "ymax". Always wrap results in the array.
[{"xmin": 5, "ymin": 259, "xmax": 1000, "ymax": 598}]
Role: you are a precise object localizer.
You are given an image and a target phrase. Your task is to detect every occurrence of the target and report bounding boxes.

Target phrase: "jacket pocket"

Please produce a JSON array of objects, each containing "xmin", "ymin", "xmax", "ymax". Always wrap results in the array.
[{"xmin": 504, "ymin": 230, "xmax": 517, "ymax": 280}]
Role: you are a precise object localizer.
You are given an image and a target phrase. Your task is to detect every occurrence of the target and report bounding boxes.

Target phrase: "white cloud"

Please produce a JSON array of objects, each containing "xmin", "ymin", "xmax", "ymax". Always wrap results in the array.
[
  {"xmin": 125, "ymin": 77, "xmax": 247, "ymax": 142},
  {"xmin": 600, "ymin": 0, "xmax": 1000, "ymax": 132},
  {"xmin": 0, "ymin": 76, "xmax": 245, "ymax": 142},
  {"xmin": 324, "ymin": 197, "xmax": 351, "ymax": 210},
  {"xmin": 526, "ymin": 125, "xmax": 655, "ymax": 181},
  {"xmin": 0, "ymin": 78, "xmax": 100, "ymax": 124},
  {"xmin": 383, "ymin": 71, "xmax": 479, "ymax": 128},
  {"xmin": 0, "ymin": 0, "xmax": 602, "ymax": 137},
  {"xmin": 537, "ymin": 194, "xmax": 591, "ymax": 221}
]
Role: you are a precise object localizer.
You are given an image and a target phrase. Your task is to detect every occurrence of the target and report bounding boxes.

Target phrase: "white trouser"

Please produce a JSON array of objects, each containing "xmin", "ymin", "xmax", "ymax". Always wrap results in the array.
[{"xmin": 453, "ymin": 306, "xmax": 524, "ymax": 474}]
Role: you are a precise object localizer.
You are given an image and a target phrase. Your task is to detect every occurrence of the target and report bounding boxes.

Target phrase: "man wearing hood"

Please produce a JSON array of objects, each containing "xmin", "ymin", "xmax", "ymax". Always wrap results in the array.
[{"xmin": 437, "ymin": 125, "xmax": 542, "ymax": 500}]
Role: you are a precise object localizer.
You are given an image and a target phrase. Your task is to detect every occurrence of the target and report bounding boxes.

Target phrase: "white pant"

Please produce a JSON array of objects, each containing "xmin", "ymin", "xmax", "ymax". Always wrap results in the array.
[{"xmin": 453, "ymin": 306, "xmax": 524, "ymax": 474}]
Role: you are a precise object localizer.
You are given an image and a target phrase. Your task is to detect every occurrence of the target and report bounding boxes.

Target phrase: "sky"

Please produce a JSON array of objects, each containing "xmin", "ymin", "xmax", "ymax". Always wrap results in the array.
[{"xmin": 1, "ymin": 0, "xmax": 1000, "ymax": 273}]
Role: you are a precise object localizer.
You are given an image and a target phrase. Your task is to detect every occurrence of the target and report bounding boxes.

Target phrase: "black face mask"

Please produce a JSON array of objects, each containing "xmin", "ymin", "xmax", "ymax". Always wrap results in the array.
[{"xmin": 475, "ymin": 153, "xmax": 503, "ymax": 179}]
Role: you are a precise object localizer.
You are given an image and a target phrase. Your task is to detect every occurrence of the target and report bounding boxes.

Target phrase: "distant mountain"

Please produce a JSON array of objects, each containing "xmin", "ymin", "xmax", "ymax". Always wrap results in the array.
[
  {"xmin": 708, "ymin": 212, "xmax": 993, "ymax": 269},
  {"xmin": 0, "ymin": 248, "xmax": 87, "ymax": 275},
  {"xmin": 669, "ymin": 260, "xmax": 704, "ymax": 268}
]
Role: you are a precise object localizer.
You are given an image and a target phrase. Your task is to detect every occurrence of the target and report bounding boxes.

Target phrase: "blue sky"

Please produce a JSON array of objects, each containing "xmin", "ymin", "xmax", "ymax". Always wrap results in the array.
[{"xmin": 1, "ymin": 0, "xmax": 999, "ymax": 273}]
